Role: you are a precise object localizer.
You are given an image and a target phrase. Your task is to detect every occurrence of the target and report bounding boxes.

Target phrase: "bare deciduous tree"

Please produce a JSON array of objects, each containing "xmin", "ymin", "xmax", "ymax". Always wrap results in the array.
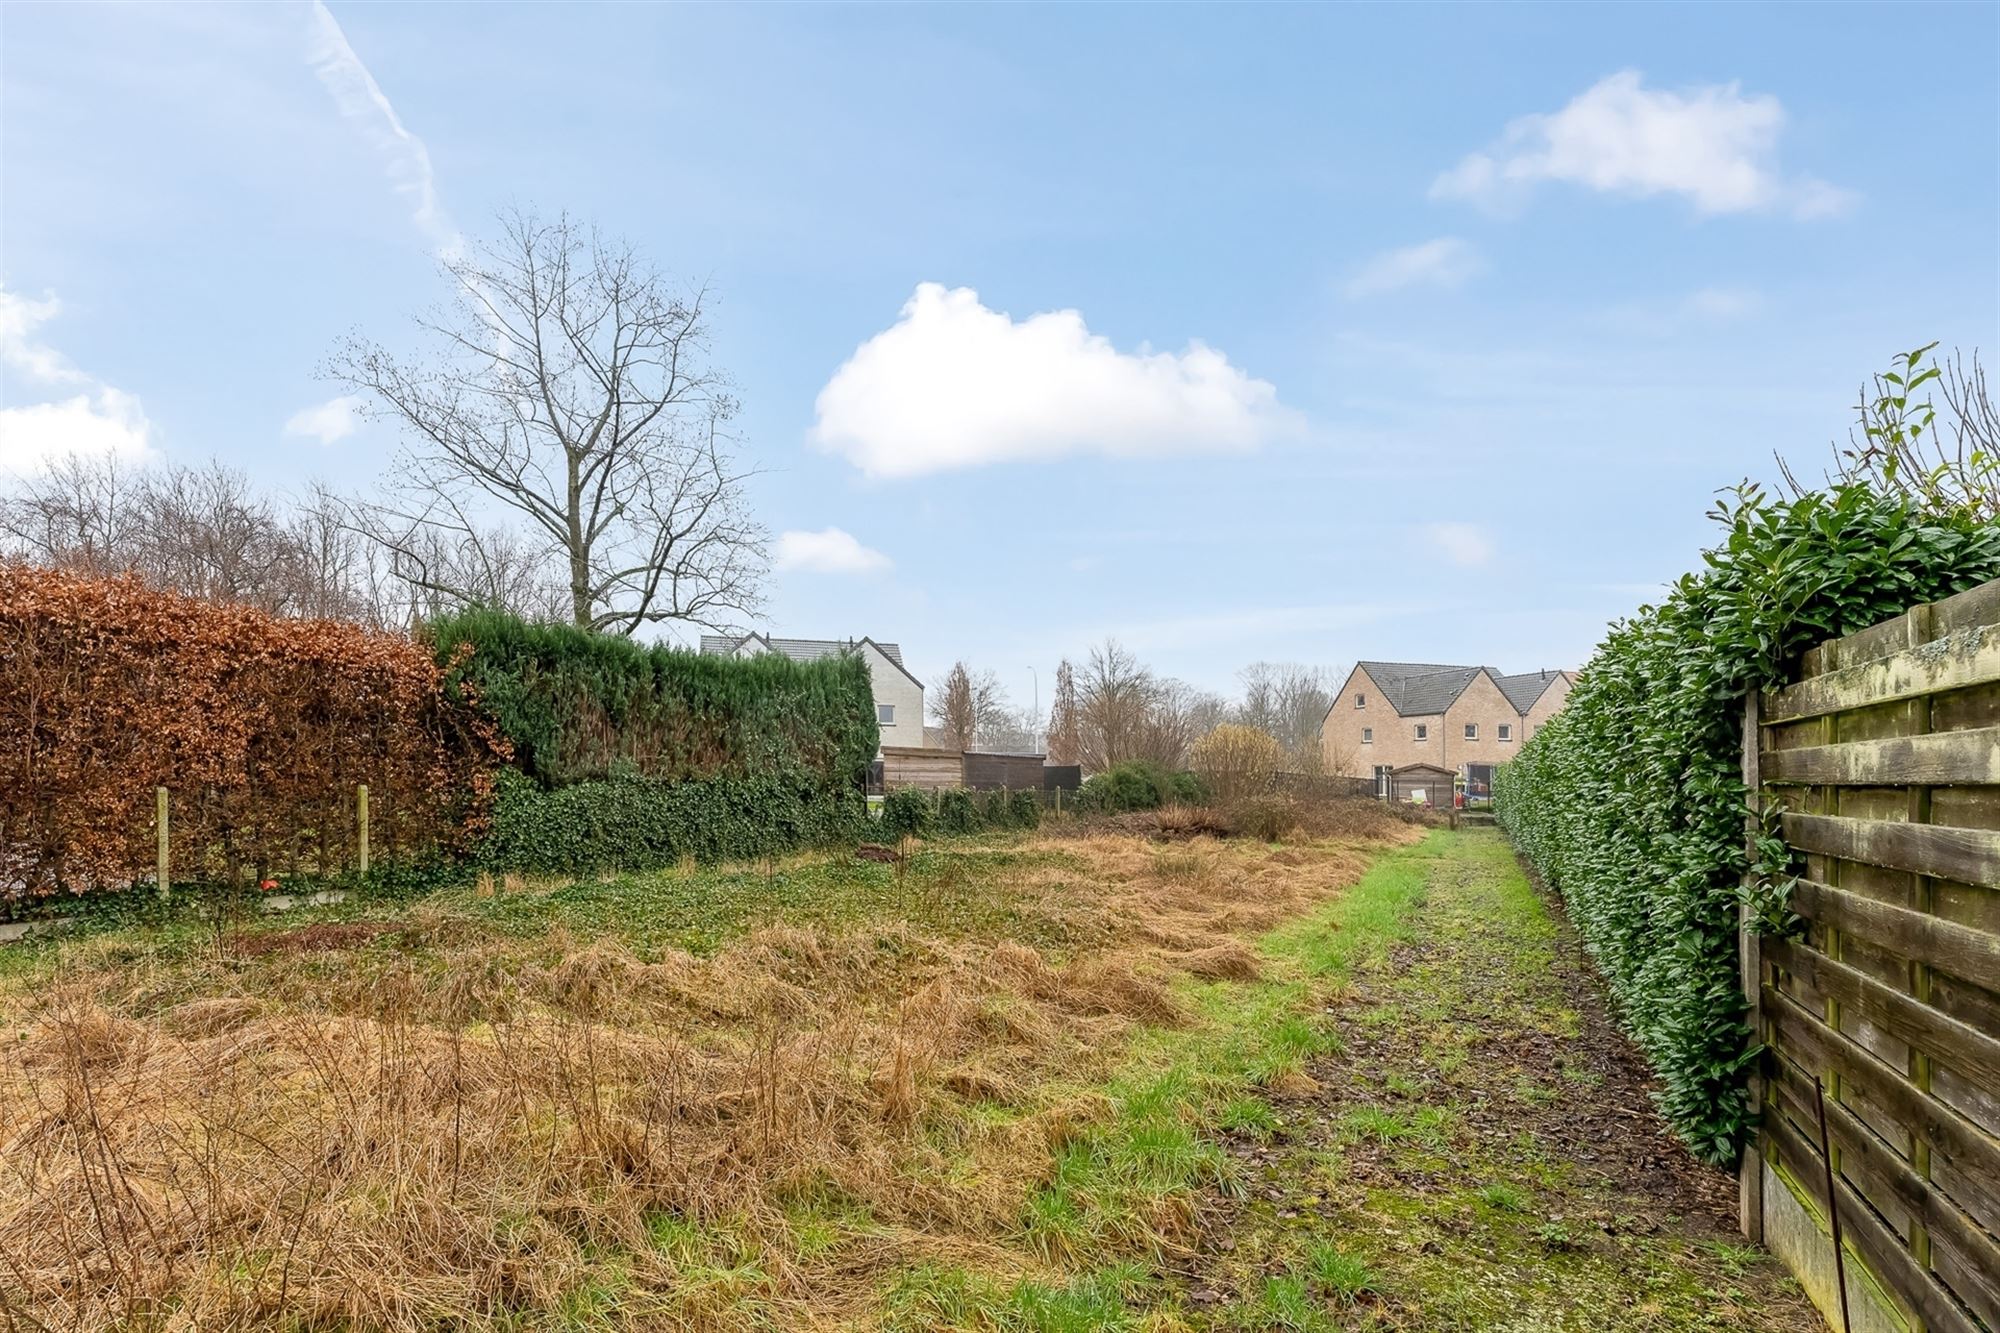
[
  {"xmin": 333, "ymin": 209, "xmax": 768, "ymax": 634},
  {"xmin": 1076, "ymin": 640, "xmax": 1155, "ymax": 774},
  {"xmin": 1, "ymin": 456, "xmax": 386, "ymax": 622},
  {"xmin": 1235, "ymin": 662, "xmax": 1335, "ymax": 774},
  {"xmin": 928, "ymin": 660, "xmax": 1011, "ymax": 750},
  {"xmin": 1045, "ymin": 658, "xmax": 1082, "ymax": 766}
]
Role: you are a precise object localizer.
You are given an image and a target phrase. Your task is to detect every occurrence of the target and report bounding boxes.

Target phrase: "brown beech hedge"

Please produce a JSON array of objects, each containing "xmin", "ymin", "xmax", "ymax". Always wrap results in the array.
[{"xmin": 0, "ymin": 564, "xmax": 508, "ymax": 900}]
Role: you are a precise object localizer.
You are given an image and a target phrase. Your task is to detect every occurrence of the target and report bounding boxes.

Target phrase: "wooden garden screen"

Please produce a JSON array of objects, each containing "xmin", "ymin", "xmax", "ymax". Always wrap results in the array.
[{"xmin": 1745, "ymin": 576, "xmax": 2000, "ymax": 1331}]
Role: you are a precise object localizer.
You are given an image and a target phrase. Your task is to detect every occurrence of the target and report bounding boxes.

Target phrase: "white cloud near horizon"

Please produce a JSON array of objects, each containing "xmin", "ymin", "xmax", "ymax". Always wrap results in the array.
[
  {"xmin": 1344, "ymin": 237, "xmax": 1482, "ymax": 299},
  {"xmin": 774, "ymin": 527, "xmax": 893, "ymax": 575},
  {"xmin": 1432, "ymin": 71, "xmax": 1852, "ymax": 219},
  {"xmin": 812, "ymin": 283, "xmax": 1291, "ymax": 478},
  {"xmin": 306, "ymin": 0, "xmax": 460, "ymax": 252},
  {"xmin": 1425, "ymin": 522, "xmax": 1494, "ymax": 568},
  {"xmin": 283, "ymin": 393, "xmax": 367, "ymax": 445},
  {"xmin": 0, "ymin": 285, "xmax": 154, "ymax": 473}
]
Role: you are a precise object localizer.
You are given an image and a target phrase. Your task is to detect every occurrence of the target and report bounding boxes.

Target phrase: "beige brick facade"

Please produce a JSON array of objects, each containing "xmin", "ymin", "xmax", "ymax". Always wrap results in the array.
[{"xmin": 1321, "ymin": 662, "xmax": 1573, "ymax": 794}]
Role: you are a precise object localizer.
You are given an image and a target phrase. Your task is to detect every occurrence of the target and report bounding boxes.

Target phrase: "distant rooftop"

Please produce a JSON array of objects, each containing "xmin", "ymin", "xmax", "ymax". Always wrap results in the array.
[
  {"xmin": 1354, "ymin": 660, "xmax": 1567, "ymax": 718},
  {"xmin": 698, "ymin": 633, "xmax": 918, "ymax": 683}
]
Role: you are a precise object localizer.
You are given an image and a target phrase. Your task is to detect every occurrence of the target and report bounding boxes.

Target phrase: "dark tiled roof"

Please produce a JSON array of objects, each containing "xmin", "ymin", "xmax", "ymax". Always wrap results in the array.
[
  {"xmin": 698, "ymin": 633, "xmax": 906, "ymax": 668},
  {"xmin": 1356, "ymin": 661, "xmax": 1566, "ymax": 718},
  {"xmin": 1356, "ymin": 661, "xmax": 1486, "ymax": 717},
  {"xmin": 1492, "ymin": 670, "xmax": 1564, "ymax": 715}
]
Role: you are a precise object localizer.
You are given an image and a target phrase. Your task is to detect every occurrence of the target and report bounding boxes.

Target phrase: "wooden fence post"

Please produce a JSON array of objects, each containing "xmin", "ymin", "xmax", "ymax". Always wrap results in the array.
[
  {"xmin": 1739, "ymin": 692, "xmax": 1765, "ymax": 1242},
  {"xmin": 156, "ymin": 786, "xmax": 170, "ymax": 901},
  {"xmin": 357, "ymin": 783, "xmax": 370, "ymax": 877}
]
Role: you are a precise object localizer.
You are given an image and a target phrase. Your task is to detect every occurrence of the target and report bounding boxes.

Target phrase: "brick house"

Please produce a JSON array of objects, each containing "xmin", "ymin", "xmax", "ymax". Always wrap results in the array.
[{"xmin": 1320, "ymin": 661, "xmax": 1573, "ymax": 798}]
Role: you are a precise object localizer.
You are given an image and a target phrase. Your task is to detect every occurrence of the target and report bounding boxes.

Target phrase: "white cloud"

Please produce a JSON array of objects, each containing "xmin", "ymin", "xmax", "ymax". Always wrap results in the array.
[
  {"xmin": 1682, "ymin": 286, "xmax": 1762, "ymax": 320},
  {"xmin": 1431, "ymin": 70, "xmax": 1851, "ymax": 219},
  {"xmin": 812, "ymin": 283, "xmax": 1290, "ymax": 478},
  {"xmin": 306, "ymin": 1, "xmax": 459, "ymax": 252},
  {"xmin": 0, "ymin": 289, "xmax": 86, "ymax": 385},
  {"xmin": 773, "ymin": 527, "xmax": 893, "ymax": 575},
  {"xmin": 1344, "ymin": 238, "xmax": 1482, "ymax": 299},
  {"xmin": 1424, "ymin": 522, "xmax": 1494, "ymax": 568},
  {"xmin": 284, "ymin": 393, "xmax": 366, "ymax": 445},
  {"xmin": 0, "ymin": 284, "xmax": 154, "ymax": 473},
  {"xmin": 0, "ymin": 390, "xmax": 153, "ymax": 474}
]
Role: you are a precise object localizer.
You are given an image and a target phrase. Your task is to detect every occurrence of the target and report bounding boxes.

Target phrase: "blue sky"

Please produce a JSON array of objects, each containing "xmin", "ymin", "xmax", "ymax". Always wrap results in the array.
[{"xmin": 4, "ymin": 2, "xmax": 1996, "ymax": 704}]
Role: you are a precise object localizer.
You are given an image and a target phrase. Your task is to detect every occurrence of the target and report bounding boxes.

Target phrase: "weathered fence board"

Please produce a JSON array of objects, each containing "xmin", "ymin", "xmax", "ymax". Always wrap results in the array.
[
  {"xmin": 1748, "ymin": 575, "xmax": 2000, "ymax": 1333},
  {"xmin": 1762, "ymin": 727, "xmax": 2000, "ymax": 787}
]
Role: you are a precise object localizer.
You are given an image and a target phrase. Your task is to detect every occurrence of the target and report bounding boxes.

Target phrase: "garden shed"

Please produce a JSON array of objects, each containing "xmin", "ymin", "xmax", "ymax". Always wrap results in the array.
[{"xmin": 1387, "ymin": 763, "xmax": 1457, "ymax": 806}]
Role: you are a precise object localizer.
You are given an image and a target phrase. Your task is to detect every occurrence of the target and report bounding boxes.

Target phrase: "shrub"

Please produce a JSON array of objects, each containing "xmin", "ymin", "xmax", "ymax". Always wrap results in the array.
[
  {"xmin": 936, "ymin": 788, "xmax": 982, "ymax": 836},
  {"xmin": 1166, "ymin": 770, "xmax": 1210, "ymax": 805},
  {"xmin": 481, "ymin": 768, "xmax": 866, "ymax": 873},
  {"xmin": 1228, "ymin": 795, "xmax": 1300, "ymax": 843},
  {"xmin": 980, "ymin": 789, "xmax": 1012, "ymax": 829},
  {"xmin": 0, "ymin": 565, "xmax": 505, "ymax": 903},
  {"xmin": 1008, "ymin": 789, "xmax": 1042, "ymax": 831},
  {"xmin": 430, "ymin": 609, "xmax": 877, "ymax": 791},
  {"xmin": 1496, "ymin": 478, "xmax": 2000, "ymax": 1164},
  {"xmin": 1190, "ymin": 723, "xmax": 1284, "ymax": 800},
  {"xmin": 880, "ymin": 787, "xmax": 934, "ymax": 841}
]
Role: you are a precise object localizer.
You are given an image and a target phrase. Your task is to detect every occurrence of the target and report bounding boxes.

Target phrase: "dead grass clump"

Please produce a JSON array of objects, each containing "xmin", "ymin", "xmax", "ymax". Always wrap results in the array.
[
  {"xmin": 1175, "ymin": 940, "xmax": 1264, "ymax": 981},
  {"xmin": 1057, "ymin": 956, "xmax": 1183, "ymax": 1026},
  {"xmin": 159, "ymin": 995, "xmax": 264, "ymax": 1037},
  {"xmin": 229, "ymin": 920, "xmax": 394, "ymax": 956},
  {"xmin": 1155, "ymin": 804, "xmax": 1232, "ymax": 840}
]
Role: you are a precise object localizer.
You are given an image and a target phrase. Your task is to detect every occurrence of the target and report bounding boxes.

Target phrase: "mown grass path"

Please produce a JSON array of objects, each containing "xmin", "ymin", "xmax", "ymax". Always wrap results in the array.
[{"xmin": 1162, "ymin": 827, "xmax": 1821, "ymax": 1332}]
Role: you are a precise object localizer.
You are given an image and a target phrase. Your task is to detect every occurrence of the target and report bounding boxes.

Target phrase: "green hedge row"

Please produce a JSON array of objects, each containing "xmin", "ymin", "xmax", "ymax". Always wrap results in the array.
[
  {"xmin": 1495, "ymin": 481, "xmax": 2000, "ymax": 1164},
  {"xmin": 879, "ymin": 787, "xmax": 1042, "ymax": 841},
  {"xmin": 430, "ymin": 610, "xmax": 878, "ymax": 791},
  {"xmin": 481, "ymin": 768, "xmax": 869, "ymax": 874}
]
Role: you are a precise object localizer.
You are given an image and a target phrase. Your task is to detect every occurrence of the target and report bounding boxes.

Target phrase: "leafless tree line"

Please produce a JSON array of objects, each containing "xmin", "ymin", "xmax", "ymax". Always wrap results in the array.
[
  {"xmin": 947, "ymin": 642, "xmax": 1334, "ymax": 775},
  {"xmin": 3, "ymin": 208, "xmax": 768, "ymax": 637}
]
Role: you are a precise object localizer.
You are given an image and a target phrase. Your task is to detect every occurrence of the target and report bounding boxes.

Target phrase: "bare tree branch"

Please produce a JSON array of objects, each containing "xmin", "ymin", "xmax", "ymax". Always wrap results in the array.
[{"xmin": 330, "ymin": 208, "xmax": 768, "ymax": 633}]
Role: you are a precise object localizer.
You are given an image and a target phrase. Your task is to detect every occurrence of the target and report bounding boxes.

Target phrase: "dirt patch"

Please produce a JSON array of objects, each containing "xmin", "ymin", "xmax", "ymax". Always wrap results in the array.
[{"xmin": 229, "ymin": 920, "xmax": 398, "ymax": 956}]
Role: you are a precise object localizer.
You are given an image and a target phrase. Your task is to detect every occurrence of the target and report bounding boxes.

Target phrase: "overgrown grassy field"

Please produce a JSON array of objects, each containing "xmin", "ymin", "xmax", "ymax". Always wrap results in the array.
[
  {"xmin": 0, "ymin": 804, "xmax": 1420, "ymax": 1330},
  {"xmin": 0, "ymin": 814, "xmax": 1810, "ymax": 1331}
]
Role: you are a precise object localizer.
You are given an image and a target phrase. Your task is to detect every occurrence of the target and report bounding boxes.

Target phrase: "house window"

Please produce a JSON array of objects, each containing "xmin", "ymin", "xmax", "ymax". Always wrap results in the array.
[
  {"xmin": 1362, "ymin": 727, "xmax": 1373, "ymax": 744},
  {"xmin": 1355, "ymin": 693, "xmax": 1366, "ymax": 708},
  {"xmin": 1373, "ymin": 764, "xmax": 1392, "ymax": 797},
  {"xmin": 877, "ymin": 704, "xmax": 895, "ymax": 725},
  {"xmin": 1499, "ymin": 723, "xmax": 1513, "ymax": 742},
  {"xmin": 1464, "ymin": 723, "xmax": 1478, "ymax": 740},
  {"xmin": 1413, "ymin": 723, "xmax": 1428, "ymax": 741}
]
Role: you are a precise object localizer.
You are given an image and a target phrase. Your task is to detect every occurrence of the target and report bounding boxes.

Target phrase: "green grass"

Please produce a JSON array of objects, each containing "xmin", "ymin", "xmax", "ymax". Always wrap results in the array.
[{"xmin": 0, "ymin": 842, "xmax": 1088, "ymax": 1004}]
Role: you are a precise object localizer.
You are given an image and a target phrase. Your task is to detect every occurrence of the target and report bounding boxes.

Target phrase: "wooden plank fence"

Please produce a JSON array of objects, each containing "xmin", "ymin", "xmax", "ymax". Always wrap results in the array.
[{"xmin": 1746, "ymin": 576, "xmax": 2000, "ymax": 1332}]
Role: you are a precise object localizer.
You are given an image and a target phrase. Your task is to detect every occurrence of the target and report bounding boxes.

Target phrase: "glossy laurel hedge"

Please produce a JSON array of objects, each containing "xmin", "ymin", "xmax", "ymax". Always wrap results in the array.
[
  {"xmin": 0, "ymin": 564, "xmax": 506, "ymax": 901},
  {"xmin": 480, "ymin": 769, "xmax": 868, "ymax": 873},
  {"xmin": 429, "ymin": 610, "xmax": 878, "ymax": 791},
  {"xmin": 1495, "ymin": 483, "xmax": 2000, "ymax": 1164}
]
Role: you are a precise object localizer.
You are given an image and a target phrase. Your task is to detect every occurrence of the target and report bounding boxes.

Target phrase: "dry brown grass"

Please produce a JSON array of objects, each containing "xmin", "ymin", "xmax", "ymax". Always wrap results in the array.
[{"xmin": 0, "ymin": 817, "xmax": 1420, "ymax": 1331}]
